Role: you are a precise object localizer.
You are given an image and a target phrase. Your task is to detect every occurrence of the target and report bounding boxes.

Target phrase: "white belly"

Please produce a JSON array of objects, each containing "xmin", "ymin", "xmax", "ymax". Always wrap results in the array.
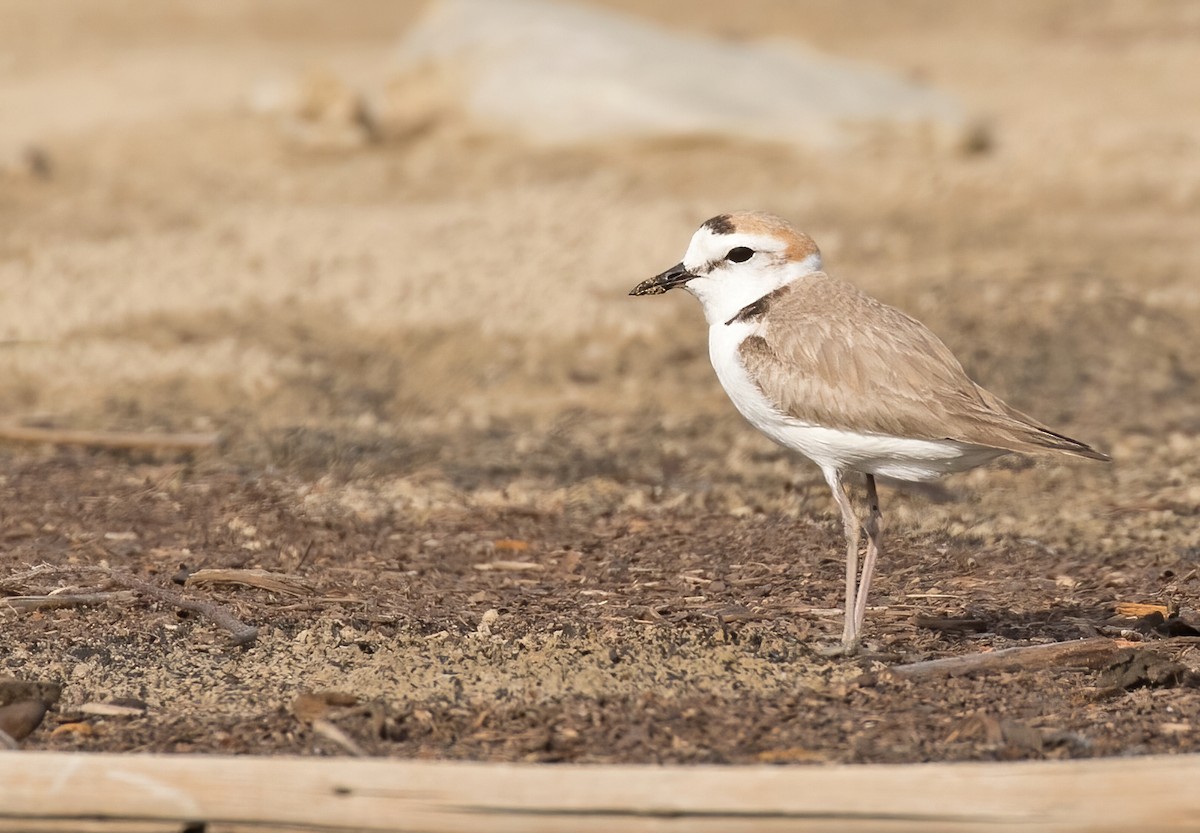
[{"xmin": 708, "ymin": 322, "xmax": 1006, "ymax": 482}]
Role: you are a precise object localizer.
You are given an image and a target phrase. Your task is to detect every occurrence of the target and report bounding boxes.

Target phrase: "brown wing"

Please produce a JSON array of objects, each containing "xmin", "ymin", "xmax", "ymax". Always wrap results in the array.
[{"xmin": 737, "ymin": 274, "xmax": 1109, "ymax": 460}]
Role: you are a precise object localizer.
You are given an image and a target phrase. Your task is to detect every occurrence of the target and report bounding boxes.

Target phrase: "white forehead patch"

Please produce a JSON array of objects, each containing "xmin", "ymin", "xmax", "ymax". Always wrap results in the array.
[{"xmin": 682, "ymin": 213, "xmax": 823, "ymax": 274}]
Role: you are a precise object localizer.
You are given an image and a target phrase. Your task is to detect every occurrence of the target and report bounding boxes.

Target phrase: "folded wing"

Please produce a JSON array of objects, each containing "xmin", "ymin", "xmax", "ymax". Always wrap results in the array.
[{"xmin": 737, "ymin": 274, "xmax": 1109, "ymax": 461}]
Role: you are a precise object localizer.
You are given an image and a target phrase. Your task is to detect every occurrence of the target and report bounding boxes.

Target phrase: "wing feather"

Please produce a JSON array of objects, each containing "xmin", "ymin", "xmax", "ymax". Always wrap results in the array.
[{"xmin": 737, "ymin": 274, "xmax": 1108, "ymax": 460}]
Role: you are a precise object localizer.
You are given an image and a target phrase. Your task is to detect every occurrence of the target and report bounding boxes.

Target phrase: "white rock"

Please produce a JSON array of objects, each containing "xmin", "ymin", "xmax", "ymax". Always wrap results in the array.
[{"xmin": 380, "ymin": 0, "xmax": 971, "ymax": 148}]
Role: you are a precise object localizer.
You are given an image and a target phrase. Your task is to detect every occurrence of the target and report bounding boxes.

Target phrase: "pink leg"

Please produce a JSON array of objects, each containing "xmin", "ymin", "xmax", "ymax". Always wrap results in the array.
[
  {"xmin": 853, "ymin": 474, "xmax": 884, "ymax": 637},
  {"xmin": 823, "ymin": 468, "xmax": 861, "ymax": 649}
]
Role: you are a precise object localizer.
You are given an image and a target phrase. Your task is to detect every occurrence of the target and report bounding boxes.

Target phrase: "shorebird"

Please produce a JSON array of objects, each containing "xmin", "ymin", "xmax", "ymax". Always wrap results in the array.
[{"xmin": 630, "ymin": 211, "xmax": 1109, "ymax": 651}]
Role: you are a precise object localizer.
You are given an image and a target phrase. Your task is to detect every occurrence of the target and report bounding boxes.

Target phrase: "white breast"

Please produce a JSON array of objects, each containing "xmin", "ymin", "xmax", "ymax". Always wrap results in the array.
[{"xmin": 707, "ymin": 321, "xmax": 1005, "ymax": 482}]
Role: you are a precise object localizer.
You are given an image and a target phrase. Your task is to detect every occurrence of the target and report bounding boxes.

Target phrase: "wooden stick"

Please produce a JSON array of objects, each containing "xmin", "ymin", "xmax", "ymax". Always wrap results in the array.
[
  {"xmin": 4, "ymin": 751, "xmax": 1200, "ymax": 832},
  {"xmin": 0, "ymin": 420, "xmax": 218, "ymax": 451},
  {"xmin": 889, "ymin": 636, "xmax": 1131, "ymax": 681}
]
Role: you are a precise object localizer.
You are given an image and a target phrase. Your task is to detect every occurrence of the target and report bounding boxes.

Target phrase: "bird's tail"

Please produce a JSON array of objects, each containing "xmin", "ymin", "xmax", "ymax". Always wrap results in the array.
[
  {"xmin": 992, "ymin": 397, "xmax": 1111, "ymax": 461},
  {"xmin": 1021, "ymin": 424, "xmax": 1111, "ymax": 461}
]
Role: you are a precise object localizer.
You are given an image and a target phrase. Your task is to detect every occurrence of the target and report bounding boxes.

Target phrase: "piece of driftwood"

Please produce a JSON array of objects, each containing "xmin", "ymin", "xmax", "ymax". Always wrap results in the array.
[
  {"xmin": 3, "ymin": 751, "xmax": 1200, "ymax": 832},
  {"xmin": 889, "ymin": 636, "xmax": 1132, "ymax": 681},
  {"xmin": 0, "ymin": 420, "xmax": 218, "ymax": 451}
]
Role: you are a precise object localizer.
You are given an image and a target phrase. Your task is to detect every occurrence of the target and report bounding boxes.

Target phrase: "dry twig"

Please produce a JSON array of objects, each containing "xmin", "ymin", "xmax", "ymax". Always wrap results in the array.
[
  {"xmin": 472, "ymin": 561, "xmax": 544, "ymax": 572},
  {"xmin": 2, "ymin": 591, "xmax": 137, "ymax": 611},
  {"xmin": 311, "ymin": 718, "xmax": 368, "ymax": 757},
  {"xmin": 185, "ymin": 568, "xmax": 316, "ymax": 597},
  {"xmin": 105, "ymin": 571, "xmax": 259, "ymax": 646},
  {"xmin": 0, "ymin": 419, "xmax": 218, "ymax": 451},
  {"xmin": 3, "ymin": 565, "xmax": 258, "ymax": 645},
  {"xmin": 889, "ymin": 636, "xmax": 1132, "ymax": 682}
]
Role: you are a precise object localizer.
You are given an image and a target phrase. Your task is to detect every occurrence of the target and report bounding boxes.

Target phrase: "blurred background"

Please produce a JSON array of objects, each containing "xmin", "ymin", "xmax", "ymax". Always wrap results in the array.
[{"xmin": 1, "ymin": 0, "xmax": 1198, "ymax": 547}]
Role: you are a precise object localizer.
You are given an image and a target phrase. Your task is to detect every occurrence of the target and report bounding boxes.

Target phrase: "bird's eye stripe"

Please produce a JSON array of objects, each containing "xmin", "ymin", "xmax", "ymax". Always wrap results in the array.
[{"xmin": 726, "ymin": 246, "xmax": 754, "ymax": 263}]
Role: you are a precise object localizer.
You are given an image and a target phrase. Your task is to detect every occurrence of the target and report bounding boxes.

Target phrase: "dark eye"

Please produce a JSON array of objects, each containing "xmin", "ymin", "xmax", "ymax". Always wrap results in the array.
[{"xmin": 726, "ymin": 246, "xmax": 754, "ymax": 263}]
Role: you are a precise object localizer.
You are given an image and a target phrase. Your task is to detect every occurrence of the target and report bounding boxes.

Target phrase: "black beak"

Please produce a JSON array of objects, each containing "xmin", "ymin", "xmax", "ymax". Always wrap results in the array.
[{"xmin": 628, "ymin": 262, "xmax": 697, "ymax": 296}]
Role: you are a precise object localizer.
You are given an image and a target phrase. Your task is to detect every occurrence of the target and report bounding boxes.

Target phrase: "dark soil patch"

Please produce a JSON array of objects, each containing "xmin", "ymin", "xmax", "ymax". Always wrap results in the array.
[{"xmin": 3, "ymin": 451, "xmax": 1197, "ymax": 762}]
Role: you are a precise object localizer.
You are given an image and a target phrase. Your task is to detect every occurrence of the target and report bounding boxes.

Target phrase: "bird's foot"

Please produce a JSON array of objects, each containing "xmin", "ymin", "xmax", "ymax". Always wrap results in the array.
[{"xmin": 816, "ymin": 639, "xmax": 860, "ymax": 658}]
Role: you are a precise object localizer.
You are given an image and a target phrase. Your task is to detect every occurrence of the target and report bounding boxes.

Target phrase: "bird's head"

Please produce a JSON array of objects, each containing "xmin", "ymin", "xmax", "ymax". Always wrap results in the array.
[{"xmin": 630, "ymin": 212, "xmax": 822, "ymax": 325}]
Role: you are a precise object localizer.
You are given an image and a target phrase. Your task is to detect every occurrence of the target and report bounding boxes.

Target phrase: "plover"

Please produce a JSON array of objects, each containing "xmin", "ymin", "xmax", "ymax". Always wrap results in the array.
[{"xmin": 630, "ymin": 211, "xmax": 1109, "ymax": 651}]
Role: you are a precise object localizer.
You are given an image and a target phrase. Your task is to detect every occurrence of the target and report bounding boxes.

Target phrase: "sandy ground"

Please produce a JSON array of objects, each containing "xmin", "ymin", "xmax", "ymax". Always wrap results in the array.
[{"xmin": 1, "ymin": 0, "xmax": 1199, "ymax": 762}]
